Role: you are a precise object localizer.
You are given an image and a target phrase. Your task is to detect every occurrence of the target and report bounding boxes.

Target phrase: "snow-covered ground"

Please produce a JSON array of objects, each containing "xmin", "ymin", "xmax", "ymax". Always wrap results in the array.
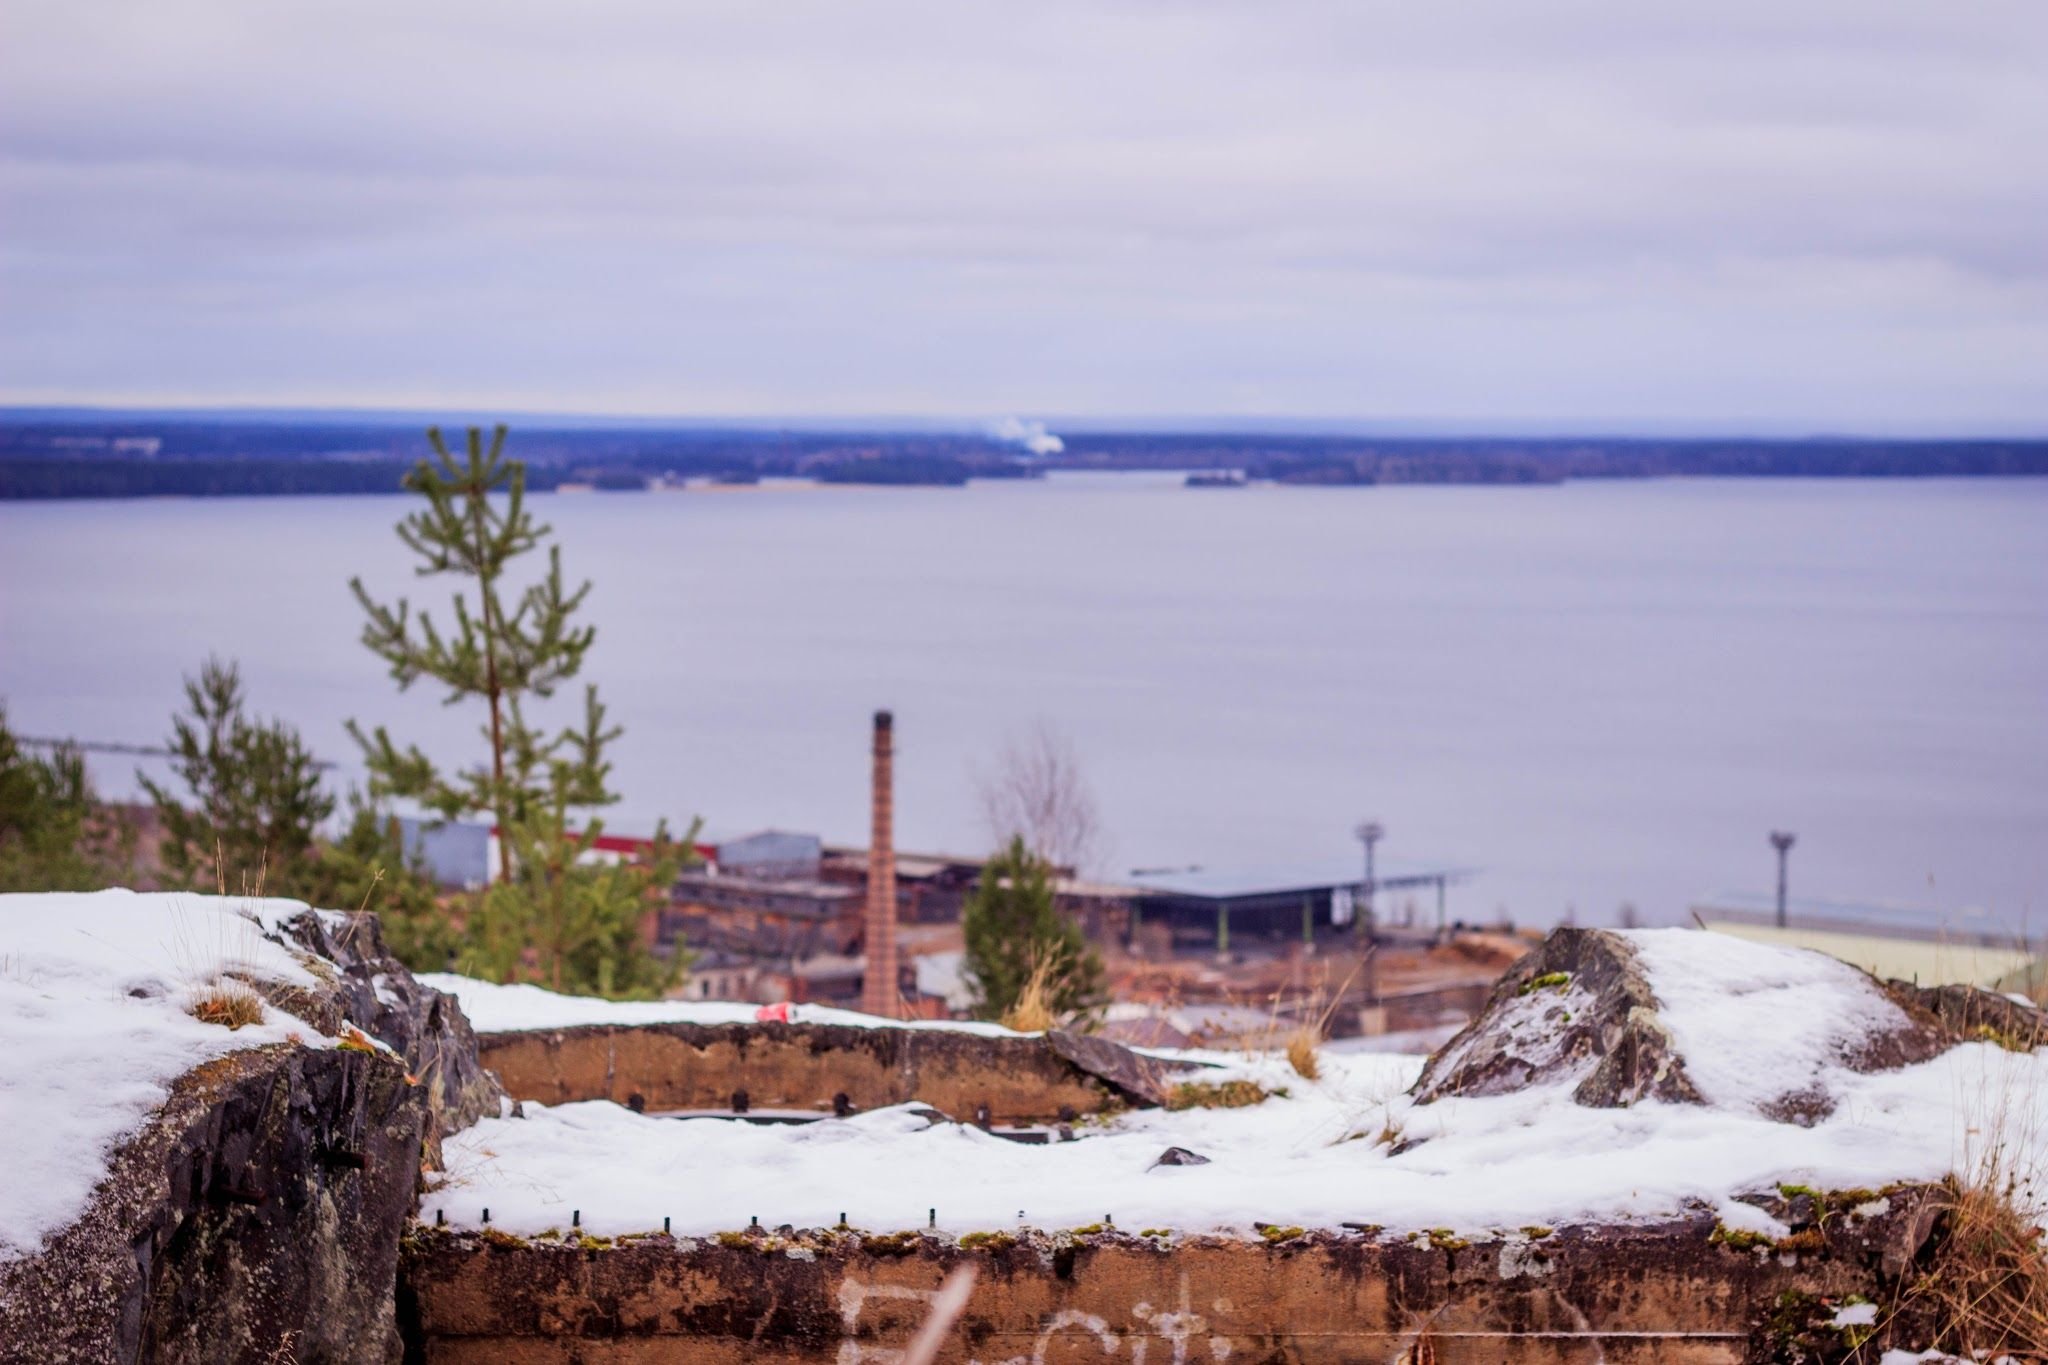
[
  {"xmin": 421, "ymin": 972, "xmax": 1023, "ymax": 1037},
  {"xmin": 7, "ymin": 898, "xmax": 2042, "ymax": 1260},
  {"xmin": 0, "ymin": 891, "xmax": 338, "ymax": 1260},
  {"xmin": 423, "ymin": 930, "xmax": 2048, "ymax": 1242}
]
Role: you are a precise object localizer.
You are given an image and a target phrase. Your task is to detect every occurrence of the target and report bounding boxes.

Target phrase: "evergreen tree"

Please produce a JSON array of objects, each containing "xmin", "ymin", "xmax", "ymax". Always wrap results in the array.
[
  {"xmin": 298, "ymin": 796, "xmax": 456, "ymax": 969},
  {"xmin": 139, "ymin": 658, "xmax": 333, "ymax": 896},
  {"xmin": 961, "ymin": 836, "xmax": 1105, "ymax": 1023},
  {"xmin": 348, "ymin": 425, "xmax": 692, "ymax": 997},
  {"xmin": 0, "ymin": 707, "xmax": 133, "ymax": 891}
]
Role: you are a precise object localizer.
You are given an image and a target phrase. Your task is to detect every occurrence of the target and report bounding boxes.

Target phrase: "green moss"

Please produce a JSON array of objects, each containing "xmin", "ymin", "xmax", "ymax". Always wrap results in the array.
[
  {"xmin": 1826, "ymin": 1188, "xmax": 1880, "ymax": 1212},
  {"xmin": 1969, "ymin": 1022, "xmax": 2034, "ymax": 1053},
  {"xmin": 1776, "ymin": 1182, "xmax": 1824, "ymax": 1203},
  {"xmin": 1068, "ymin": 1223, "xmax": 1107, "ymax": 1236},
  {"xmin": 861, "ymin": 1231, "xmax": 923, "ymax": 1256},
  {"xmin": 1164, "ymin": 1080, "xmax": 1269, "ymax": 1111},
  {"xmin": 958, "ymin": 1231, "xmax": 1016, "ymax": 1251},
  {"xmin": 1426, "ymin": 1228, "xmax": 1469, "ymax": 1253},
  {"xmin": 1760, "ymin": 1289, "xmax": 1826, "ymax": 1353},
  {"xmin": 1709, "ymin": 1223, "xmax": 1772, "ymax": 1252},
  {"xmin": 1520, "ymin": 1225, "xmax": 1553, "ymax": 1240},
  {"xmin": 1140, "ymin": 1228, "xmax": 1172, "ymax": 1239},
  {"xmin": 1518, "ymin": 971, "xmax": 1572, "ymax": 996},
  {"xmin": 1257, "ymin": 1224, "xmax": 1306, "ymax": 1243},
  {"xmin": 479, "ymin": 1227, "xmax": 526, "ymax": 1250}
]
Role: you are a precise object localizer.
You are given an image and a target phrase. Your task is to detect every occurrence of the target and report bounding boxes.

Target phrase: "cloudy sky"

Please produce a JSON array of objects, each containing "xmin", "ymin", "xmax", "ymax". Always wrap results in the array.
[{"xmin": 3, "ymin": 2, "xmax": 2045, "ymax": 431}]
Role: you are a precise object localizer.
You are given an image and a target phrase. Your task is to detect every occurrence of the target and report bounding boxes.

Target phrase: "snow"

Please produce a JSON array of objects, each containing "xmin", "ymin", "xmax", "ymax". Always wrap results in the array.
[
  {"xmin": 1622, "ymin": 927, "xmax": 1919, "ymax": 1114},
  {"xmin": 420, "ymin": 972, "xmax": 1023, "ymax": 1038},
  {"xmin": 423, "ymin": 929, "xmax": 2048, "ymax": 1243},
  {"xmin": 0, "ymin": 890, "xmax": 335, "ymax": 1261}
]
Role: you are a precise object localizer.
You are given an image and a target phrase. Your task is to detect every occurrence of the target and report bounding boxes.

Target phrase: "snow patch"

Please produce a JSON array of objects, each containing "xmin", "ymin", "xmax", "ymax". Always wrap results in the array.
[
  {"xmin": 0, "ymin": 891, "xmax": 335, "ymax": 1260},
  {"xmin": 422, "ymin": 1031, "xmax": 2048, "ymax": 1241},
  {"xmin": 1621, "ymin": 927, "xmax": 1915, "ymax": 1114},
  {"xmin": 420, "ymin": 973, "xmax": 1023, "ymax": 1037}
]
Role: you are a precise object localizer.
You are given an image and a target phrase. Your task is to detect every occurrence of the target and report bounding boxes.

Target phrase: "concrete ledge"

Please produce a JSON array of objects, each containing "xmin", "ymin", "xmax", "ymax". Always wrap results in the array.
[
  {"xmin": 400, "ymin": 1197, "xmax": 1934, "ymax": 1364},
  {"xmin": 475, "ymin": 1021, "xmax": 1151, "ymax": 1123}
]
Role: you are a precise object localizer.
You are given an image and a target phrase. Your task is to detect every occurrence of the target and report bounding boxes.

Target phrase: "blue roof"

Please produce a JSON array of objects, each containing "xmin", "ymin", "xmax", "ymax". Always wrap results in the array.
[{"xmin": 1125, "ymin": 857, "xmax": 1472, "ymax": 902}]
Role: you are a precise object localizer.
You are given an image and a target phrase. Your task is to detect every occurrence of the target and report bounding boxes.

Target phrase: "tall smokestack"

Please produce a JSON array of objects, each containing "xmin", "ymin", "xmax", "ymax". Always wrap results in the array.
[{"xmin": 861, "ymin": 710, "xmax": 899, "ymax": 1018}]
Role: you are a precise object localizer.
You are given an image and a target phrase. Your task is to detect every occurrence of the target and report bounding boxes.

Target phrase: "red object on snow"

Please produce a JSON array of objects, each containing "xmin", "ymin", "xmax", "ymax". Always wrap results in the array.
[{"xmin": 755, "ymin": 1002, "xmax": 791, "ymax": 1023}]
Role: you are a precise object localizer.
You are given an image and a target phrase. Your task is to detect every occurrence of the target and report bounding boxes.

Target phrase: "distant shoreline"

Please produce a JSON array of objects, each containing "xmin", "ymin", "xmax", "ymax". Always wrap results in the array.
[{"xmin": 4, "ymin": 422, "xmax": 2046, "ymax": 499}]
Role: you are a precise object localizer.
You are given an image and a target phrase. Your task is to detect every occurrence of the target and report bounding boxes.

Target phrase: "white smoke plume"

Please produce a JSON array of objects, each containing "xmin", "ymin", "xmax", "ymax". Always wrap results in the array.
[{"xmin": 988, "ymin": 416, "xmax": 1065, "ymax": 457}]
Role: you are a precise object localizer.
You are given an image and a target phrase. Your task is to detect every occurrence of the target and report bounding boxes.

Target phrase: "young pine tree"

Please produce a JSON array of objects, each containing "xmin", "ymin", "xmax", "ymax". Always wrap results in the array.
[
  {"xmin": 961, "ymin": 836, "xmax": 1105, "ymax": 1025},
  {"xmin": 0, "ymin": 707, "xmax": 134, "ymax": 892},
  {"xmin": 139, "ymin": 658, "xmax": 333, "ymax": 896},
  {"xmin": 348, "ymin": 425, "xmax": 692, "ymax": 997}
]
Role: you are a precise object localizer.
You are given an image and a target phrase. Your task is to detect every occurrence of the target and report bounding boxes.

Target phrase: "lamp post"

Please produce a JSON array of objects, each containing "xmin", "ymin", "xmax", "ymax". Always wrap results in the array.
[
  {"xmin": 1353, "ymin": 821, "xmax": 1384, "ymax": 936},
  {"xmin": 1770, "ymin": 830, "xmax": 1796, "ymax": 929},
  {"xmin": 1353, "ymin": 821, "xmax": 1384, "ymax": 1016}
]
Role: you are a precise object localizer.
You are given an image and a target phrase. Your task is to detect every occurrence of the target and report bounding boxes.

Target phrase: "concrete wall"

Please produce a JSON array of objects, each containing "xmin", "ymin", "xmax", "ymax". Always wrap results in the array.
[
  {"xmin": 402, "ymin": 1207, "xmax": 1929, "ymax": 1364},
  {"xmin": 476, "ymin": 1021, "xmax": 1128, "ymax": 1122}
]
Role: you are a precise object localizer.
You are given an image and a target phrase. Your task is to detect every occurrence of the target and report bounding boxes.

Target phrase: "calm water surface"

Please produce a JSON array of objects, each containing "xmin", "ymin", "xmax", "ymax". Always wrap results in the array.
[{"xmin": 2, "ymin": 473, "xmax": 2043, "ymax": 930}]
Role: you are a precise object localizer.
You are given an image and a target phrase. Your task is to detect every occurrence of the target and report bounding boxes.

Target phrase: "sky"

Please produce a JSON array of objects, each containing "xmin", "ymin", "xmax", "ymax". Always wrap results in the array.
[{"xmin": 3, "ymin": 2, "xmax": 2046, "ymax": 432}]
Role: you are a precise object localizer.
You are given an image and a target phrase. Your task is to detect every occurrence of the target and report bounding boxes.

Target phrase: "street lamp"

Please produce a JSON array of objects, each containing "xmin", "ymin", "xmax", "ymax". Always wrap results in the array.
[
  {"xmin": 1353, "ymin": 821, "xmax": 1384, "ymax": 931},
  {"xmin": 1353, "ymin": 821, "xmax": 1385, "ymax": 1011},
  {"xmin": 1770, "ymin": 830, "xmax": 1796, "ymax": 929}
]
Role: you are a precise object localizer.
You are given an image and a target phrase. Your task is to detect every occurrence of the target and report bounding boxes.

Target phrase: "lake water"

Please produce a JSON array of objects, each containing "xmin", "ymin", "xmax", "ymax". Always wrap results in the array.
[{"xmin": 2, "ymin": 473, "xmax": 2043, "ymax": 932}]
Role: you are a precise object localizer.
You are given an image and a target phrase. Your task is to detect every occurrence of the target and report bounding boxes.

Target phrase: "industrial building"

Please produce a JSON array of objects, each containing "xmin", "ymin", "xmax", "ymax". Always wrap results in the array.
[{"xmin": 1694, "ymin": 890, "xmax": 2041, "ymax": 994}]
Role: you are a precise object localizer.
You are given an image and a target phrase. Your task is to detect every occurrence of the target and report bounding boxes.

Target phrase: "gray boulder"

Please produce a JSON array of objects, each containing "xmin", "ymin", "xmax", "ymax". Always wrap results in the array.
[{"xmin": 1411, "ymin": 927, "xmax": 1968, "ymax": 1118}]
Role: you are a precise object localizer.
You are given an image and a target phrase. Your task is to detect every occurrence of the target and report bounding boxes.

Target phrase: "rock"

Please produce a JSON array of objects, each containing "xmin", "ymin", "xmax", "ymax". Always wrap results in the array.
[
  {"xmin": 1884, "ymin": 981, "xmax": 2047, "ymax": 1053},
  {"xmin": 0, "ymin": 1043, "xmax": 427, "ymax": 1365},
  {"xmin": 1151, "ymin": 1147, "xmax": 1211, "ymax": 1168},
  {"xmin": 1411, "ymin": 927, "xmax": 1960, "ymax": 1116},
  {"xmin": 1411, "ymin": 928, "xmax": 1702, "ymax": 1109},
  {"xmin": 263, "ymin": 909, "xmax": 504, "ymax": 1140},
  {"xmin": 1043, "ymin": 1029, "xmax": 1199, "ymax": 1108}
]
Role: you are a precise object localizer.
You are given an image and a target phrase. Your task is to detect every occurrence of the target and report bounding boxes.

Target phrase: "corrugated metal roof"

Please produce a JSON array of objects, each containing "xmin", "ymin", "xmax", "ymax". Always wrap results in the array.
[{"xmin": 1694, "ymin": 891, "xmax": 2034, "ymax": 947}]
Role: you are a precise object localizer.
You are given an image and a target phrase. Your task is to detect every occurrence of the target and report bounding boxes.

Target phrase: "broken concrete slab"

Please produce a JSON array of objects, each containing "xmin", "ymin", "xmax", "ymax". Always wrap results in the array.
[{"xmin": 1042, "ymin": 1028, "xmax": 1202, "ymax": 1107}]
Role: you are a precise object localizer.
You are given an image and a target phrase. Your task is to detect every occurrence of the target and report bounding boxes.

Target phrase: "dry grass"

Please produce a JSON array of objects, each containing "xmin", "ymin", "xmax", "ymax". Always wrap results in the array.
[
  {"xmin": 189, "ymin": 981, "xmax": 265, "ymax": 1030},
  {"xmin": 1879, "ymin": 1028, "xmax": 2048, "ymax": 1359},
  {"xmin": 1904, "ymin": 1175, "xmax": 2048, "ymax": 1358},
  {"xmin": 1280, "ymin": 966, "xmax": 1361, "ymax": 1082},
  {"xmin": 999, "ymin": 952, "xmax": 1061, "ymax": 1033},
  {"xmin": 1285, "ymin": 1027, "xmax": 1321, "ymax": 1080}
]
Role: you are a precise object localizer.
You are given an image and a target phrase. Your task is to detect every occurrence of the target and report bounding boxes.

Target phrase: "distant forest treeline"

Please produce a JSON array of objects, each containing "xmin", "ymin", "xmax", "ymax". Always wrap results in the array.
[{"xmin": 2, "ymin": 417, "xmax": 2045, "ymax": 498}]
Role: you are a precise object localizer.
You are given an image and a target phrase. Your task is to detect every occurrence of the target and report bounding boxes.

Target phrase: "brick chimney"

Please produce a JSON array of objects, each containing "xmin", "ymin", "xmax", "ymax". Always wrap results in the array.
[{"xmin": 860, "ymin": 709, "xmax": 900, "ymax": 1019}]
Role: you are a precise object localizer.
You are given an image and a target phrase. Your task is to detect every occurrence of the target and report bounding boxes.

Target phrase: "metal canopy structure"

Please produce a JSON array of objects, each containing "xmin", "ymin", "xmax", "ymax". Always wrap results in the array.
[{"xmin": 1125, "ymin": 858, "xmax": 1476, "ymax": 952}]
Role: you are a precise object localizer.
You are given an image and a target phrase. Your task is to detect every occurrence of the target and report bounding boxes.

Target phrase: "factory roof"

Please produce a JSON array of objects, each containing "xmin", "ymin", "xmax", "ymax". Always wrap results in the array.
[{"xmin": 1693, "ymin": 890, "xmax": 2035, "ymax": 948}]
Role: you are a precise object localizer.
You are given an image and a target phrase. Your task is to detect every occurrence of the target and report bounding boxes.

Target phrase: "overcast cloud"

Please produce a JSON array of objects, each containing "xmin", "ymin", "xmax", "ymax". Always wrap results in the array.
[{"xmin": 3, "ymin": 1, "xmax": 2045, "ymax": 430}]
